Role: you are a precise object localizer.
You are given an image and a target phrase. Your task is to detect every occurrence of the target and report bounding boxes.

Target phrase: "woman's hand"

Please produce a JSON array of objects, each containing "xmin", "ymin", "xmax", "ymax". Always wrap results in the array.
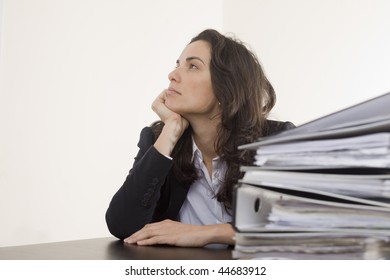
[
  {"xmin": 152, "ymin": 90, "xmax": 189, "ymax": 157},
  {"xmin": 124, "ymin": 219, "xmax": 235, "ymax": 247}
]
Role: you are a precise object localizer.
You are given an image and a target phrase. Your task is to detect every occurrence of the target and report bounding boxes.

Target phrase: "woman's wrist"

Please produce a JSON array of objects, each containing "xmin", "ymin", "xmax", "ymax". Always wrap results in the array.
[
  {"xmin": 203, "ymin": 223, "xmax": 235, "ymax": 245},
  {"xmin": 153, "ymin": 122, "xmax": 182, "ymax": 157}
]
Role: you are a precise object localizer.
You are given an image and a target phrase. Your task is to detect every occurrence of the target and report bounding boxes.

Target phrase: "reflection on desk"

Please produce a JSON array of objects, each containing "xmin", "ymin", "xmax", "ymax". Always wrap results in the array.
[{"xmin": 0, "ymin": 237, "xmax": 233, "ymax": 260}]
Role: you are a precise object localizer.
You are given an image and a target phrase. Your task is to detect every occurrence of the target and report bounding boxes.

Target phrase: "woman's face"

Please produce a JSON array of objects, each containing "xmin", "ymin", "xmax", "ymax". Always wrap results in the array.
[{"xmin": 165, "ymin": 40, "xmax": 220, "ymax": 119}]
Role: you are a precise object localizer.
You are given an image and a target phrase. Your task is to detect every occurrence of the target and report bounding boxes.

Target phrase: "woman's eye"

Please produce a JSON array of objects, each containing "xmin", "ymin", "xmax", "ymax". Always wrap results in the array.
[{"xmin": 189, "ymin": 64, "xmax": 198, "ymax": 69}]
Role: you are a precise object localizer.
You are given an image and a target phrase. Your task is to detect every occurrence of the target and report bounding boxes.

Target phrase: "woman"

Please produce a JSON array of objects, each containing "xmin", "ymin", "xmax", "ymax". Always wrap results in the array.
[{"xmin": 105, "ymin": 29, "xmax": 294, "ymax": 247}]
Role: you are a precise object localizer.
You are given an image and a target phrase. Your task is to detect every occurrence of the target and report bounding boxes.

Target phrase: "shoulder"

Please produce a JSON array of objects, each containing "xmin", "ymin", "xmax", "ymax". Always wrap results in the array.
[
  {"xmin": 137, "ymin": 126, "xmax": 156, "ymax": 152},
  {"xmin": 139, "ymin": 121, "xmax": 163, "ymax": 140},
  {"xmin": 263, "ymin": 119, "xmax": 295, "ymax": 137},
  {"xmin": 137, "ymin": 121, "xmax": 165, "ymax": 149}
]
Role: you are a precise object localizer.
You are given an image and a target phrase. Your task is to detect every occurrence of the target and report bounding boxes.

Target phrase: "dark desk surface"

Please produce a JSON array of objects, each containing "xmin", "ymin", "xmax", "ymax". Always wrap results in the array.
[{"xmin": 0, "ymin": 237, "xmax": 233, "ymax": 260}]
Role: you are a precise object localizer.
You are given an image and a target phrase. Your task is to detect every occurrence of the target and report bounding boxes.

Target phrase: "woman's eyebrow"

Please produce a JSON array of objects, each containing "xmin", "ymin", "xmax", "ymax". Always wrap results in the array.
[
  {"xmin": 176, "ymin": 57, "xmax": 206, "ymax": 66},
  {"xmin": 186, "ymin": 56, "xmax": 205, "ymax": 65}
]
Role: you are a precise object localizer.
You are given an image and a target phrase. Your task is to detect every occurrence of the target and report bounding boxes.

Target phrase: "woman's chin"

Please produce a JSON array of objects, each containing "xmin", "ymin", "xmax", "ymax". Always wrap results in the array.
[{"xmin": 165, "ymin": 103, "xmax": 182, "ymax": 114}]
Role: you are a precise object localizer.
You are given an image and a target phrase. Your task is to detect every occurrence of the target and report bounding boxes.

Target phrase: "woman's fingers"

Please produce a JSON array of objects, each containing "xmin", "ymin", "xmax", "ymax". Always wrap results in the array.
[{"xmin": 123, "ymin": 220, "xmax": 208, "ymax": 247}]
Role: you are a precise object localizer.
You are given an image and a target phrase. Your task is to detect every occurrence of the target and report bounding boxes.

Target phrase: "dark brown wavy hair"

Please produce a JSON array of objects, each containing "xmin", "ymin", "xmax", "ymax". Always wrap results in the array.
[{"xmin": 151, "ymin": 29, "xmax": 276, "ymax": 210}]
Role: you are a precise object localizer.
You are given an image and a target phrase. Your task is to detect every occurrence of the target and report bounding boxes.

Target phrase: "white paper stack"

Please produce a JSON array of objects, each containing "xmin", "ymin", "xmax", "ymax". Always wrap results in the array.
[{"xmin": 233, "ymin": 92, "xmax": 390, "ymax": 260}]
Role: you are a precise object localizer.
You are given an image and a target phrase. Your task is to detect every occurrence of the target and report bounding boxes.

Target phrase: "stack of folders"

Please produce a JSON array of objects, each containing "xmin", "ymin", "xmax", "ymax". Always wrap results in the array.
[{"xmin": 233, "ymin": 92, "xmax": 390, "ymax": 259}]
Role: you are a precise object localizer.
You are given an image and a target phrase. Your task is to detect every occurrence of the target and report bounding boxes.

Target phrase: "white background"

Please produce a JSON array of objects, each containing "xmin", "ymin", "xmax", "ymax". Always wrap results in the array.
[
  {"xmin": 0, "ymin": 0, "xmax": 389, "ymax": 247},
  {"xmin": 1, "ymin": 260, "xmax": 390, "ymax": 280}
]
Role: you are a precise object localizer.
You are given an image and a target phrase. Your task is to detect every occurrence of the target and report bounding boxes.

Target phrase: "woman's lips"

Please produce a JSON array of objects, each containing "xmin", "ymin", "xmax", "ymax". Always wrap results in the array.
[{"xmin": 167, "ymin": 87, "xmax": 181, "ymax": 95}]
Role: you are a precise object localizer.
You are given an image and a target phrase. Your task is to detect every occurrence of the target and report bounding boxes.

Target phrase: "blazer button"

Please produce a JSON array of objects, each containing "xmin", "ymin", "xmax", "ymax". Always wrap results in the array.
[
  {"xmin": 151, "ymin": 178, "xmax": 159, "ymax": 185},
  {"xmin": 141, "ymin": 198, "xmax": 148, "ymax": 207}
]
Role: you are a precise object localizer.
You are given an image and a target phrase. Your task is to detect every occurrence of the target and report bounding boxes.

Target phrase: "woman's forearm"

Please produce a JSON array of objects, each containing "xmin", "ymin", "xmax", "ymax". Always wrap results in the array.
[
  {"xmin": 124, "ymin": 220, "xmax": 235, "ymax": 247},
  {"xmin": 153, "ymin": 118, "xmax": 189, "ymax": 157}
]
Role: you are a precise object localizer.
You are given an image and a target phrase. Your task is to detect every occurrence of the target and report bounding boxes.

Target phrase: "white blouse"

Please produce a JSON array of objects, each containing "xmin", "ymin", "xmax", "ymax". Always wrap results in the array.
[{"xmin": 179, "ymin": 139, "xmax": 232, "ymax": 226}]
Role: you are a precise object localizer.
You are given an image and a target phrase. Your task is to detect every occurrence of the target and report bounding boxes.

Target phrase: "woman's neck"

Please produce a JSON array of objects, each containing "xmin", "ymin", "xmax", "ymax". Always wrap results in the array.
[{"xmin": 190, "ymin": 117, "xmax": 220, "ymax": 160}]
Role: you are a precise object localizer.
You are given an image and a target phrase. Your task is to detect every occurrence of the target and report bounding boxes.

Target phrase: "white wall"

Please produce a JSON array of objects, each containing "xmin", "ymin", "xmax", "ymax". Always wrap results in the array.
[
  {"xmin": 0, "ymin": 0, "xmax": 2, "ymax": 60},
  {"xmin": 224, "ymin": 0, "xmax": 390, "ymax": 125},
  {"xmin": 0, "ymin": 0, "xmax": 223, "ymax": 247}
]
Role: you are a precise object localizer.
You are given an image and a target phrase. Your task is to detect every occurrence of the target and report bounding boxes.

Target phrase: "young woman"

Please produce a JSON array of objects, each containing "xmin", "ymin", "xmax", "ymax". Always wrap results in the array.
[{"xmin": 105, "ymin": 29, "xmax": 294, "ymax": 247}]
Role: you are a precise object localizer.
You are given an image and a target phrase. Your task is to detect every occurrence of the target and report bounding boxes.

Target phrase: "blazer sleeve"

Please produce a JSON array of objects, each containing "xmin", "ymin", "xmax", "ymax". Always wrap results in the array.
[{"xmin": 105, "ymin": 127, "xmax": 173, "ymax": 240}]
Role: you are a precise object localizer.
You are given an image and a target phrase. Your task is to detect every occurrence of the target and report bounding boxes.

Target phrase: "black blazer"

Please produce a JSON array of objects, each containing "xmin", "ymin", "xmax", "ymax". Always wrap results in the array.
[{"xmin": 105, "ymin": 120, "xmax": 295, "ymax": 240}]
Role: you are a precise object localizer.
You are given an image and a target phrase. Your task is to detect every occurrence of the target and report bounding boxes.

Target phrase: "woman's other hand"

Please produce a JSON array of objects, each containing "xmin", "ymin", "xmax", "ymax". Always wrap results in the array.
[{"xmin": 124, "ymin": 219, "xmax": 235, "ymax": 247}]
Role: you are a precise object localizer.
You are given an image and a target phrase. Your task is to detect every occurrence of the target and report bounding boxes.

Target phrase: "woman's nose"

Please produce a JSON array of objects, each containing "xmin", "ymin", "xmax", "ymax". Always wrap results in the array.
[{"xmin": 168, "ymin": 67, "xmax": 181, "ymax": 82}]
